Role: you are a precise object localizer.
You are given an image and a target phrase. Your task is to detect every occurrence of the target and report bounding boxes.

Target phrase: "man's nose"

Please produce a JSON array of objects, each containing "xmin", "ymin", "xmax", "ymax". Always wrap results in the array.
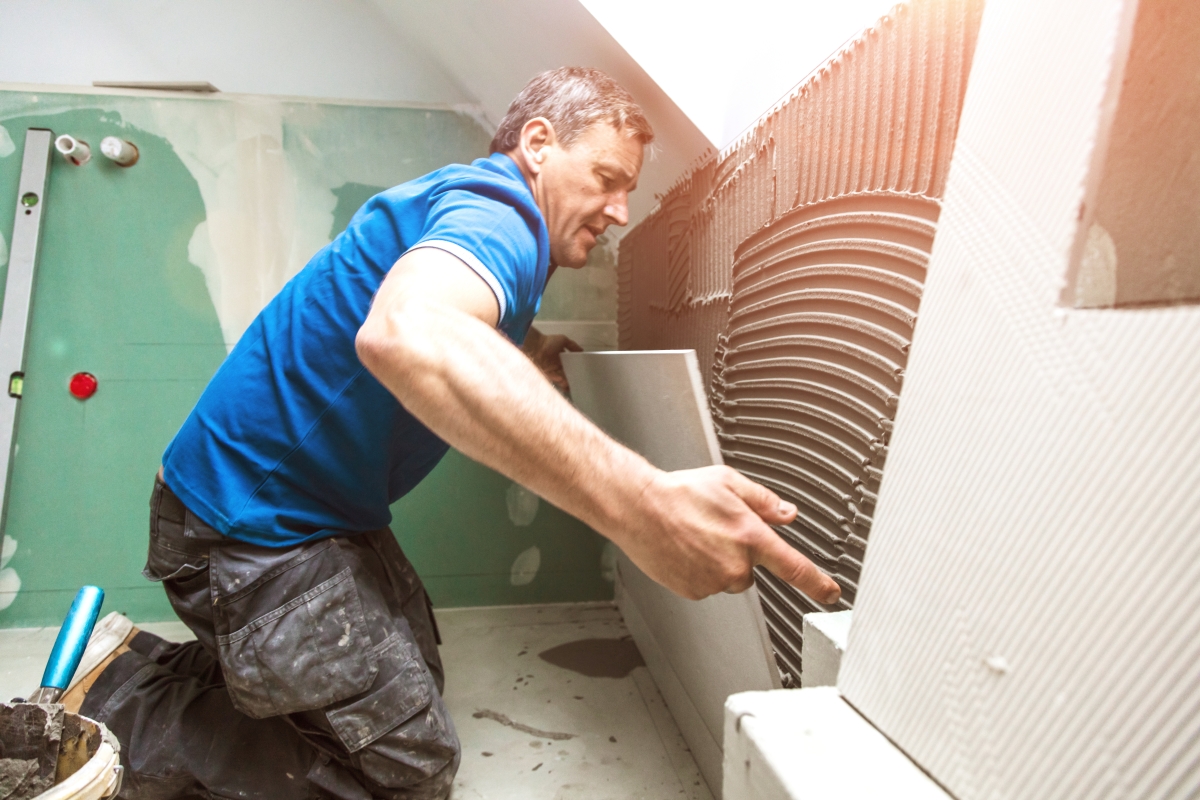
[{"xmin": 604, "ymin": 193, "xmax": 630, "ymax": 227}]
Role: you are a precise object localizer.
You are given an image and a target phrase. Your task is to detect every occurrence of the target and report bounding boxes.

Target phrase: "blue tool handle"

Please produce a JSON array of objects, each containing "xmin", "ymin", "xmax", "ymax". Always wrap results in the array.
[{"xmin": 40, "ymin": 585, "xmax": 105, "ymax": 691}]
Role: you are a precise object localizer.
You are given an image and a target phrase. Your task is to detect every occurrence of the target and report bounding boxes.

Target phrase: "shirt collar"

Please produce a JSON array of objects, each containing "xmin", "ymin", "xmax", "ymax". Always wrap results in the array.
[{"xmin": 485, "ymin": 152, "xmax": 529, "ymax": 188}]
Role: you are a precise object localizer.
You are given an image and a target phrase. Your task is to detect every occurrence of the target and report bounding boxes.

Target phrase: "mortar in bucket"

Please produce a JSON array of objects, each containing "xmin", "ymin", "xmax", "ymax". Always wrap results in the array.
[
  {"xmin": 2, "ymin": 587, "xmax": 122, "ymax": 799},
  {"xmin": 0, "ymin": 703, "xmax": 122, "ymax": 799}
]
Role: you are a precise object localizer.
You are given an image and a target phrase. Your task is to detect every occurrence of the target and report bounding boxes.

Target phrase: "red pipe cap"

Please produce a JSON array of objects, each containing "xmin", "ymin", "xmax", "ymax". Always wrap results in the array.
[{"xmin": 69, "ymin": 372, "xmax": 98, "ymax": 400}]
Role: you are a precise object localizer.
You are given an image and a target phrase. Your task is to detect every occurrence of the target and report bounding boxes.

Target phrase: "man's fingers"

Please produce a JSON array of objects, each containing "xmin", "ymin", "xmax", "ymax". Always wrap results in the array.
[
  {"xmin": 754, "ymin": 528, "xmax": 841, "ymax": 605},
  {"xmin": 541, "ymin": 333, "xmax": 582, "ymax": 355},
  {"xmin": 725, "ymin": 469, "xmax": 798, "ymax": 525},
  {"xmin": 722, "ymin": 572, "xmax": 757, "ymax": 594}
]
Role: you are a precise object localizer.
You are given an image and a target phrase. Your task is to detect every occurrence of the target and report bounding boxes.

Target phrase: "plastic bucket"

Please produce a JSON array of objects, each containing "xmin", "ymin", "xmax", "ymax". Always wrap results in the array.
[{"xmin": 33, "ymin": 712, "xmax": 121, "ymax": 800}]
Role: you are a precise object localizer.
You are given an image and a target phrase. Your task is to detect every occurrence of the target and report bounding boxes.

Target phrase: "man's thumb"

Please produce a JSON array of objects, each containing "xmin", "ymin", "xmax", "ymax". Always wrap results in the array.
[{"xmin": 729, "ymin": 470, "xmax": 798, "ymax": 524}]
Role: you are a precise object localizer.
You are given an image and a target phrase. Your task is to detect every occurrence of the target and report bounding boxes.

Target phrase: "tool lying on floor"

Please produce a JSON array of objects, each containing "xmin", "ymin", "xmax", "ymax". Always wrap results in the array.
[{"xmin": 25, "ymin": 586, "xmax": 105, "ymax": 705}]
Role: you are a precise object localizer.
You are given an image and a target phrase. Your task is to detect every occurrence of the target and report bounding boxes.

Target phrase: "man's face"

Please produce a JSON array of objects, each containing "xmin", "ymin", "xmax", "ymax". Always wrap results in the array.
[{"xmin": 536, "ymin": 123, "xmax": 644, "ymax": 268}]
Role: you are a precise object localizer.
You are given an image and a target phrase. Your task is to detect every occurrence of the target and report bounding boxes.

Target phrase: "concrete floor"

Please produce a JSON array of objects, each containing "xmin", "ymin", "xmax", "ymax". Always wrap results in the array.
[{"xmin": 0, "ymin": 602, "xmax": 712, "ymax": 800}]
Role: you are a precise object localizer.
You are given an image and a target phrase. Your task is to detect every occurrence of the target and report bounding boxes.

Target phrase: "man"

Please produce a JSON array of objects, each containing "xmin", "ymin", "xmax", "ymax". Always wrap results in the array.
[{"xmin": 60, "ymin": 67, "xmax": 840, "ymax": 799}]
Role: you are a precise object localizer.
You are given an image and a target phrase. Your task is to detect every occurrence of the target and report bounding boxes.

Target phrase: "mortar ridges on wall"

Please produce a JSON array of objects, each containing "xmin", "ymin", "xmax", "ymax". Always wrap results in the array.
[
  {"xmin": 719, "ymin": 193, "xmax": 940, "ymax": 604},
  {"xmin": 618, "ymin": 0, "xmax": 984, "ymax": 684}
]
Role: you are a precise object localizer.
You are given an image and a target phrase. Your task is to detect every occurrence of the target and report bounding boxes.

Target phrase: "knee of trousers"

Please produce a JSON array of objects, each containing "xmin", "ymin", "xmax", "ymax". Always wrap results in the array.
[{"xmin": 353, "ymin": 691, "xmax": 461, "ymax": 793}]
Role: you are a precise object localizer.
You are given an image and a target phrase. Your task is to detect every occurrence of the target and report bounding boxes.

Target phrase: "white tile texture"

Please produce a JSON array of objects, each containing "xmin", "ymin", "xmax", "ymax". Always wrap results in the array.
[{"xmin": 839, "ymin": 0, "xmax": 1200, "ymax": 798}]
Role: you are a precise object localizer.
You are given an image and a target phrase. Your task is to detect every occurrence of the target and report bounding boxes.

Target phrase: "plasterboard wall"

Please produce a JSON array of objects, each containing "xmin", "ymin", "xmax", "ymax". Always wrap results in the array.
[
  {"xmin": 0, "ymin": 90, "xmax": 611, "ymax": 626},
  {"xmin": 838, "ymin": 0, "xmax": 1200, "ymax": 797}
]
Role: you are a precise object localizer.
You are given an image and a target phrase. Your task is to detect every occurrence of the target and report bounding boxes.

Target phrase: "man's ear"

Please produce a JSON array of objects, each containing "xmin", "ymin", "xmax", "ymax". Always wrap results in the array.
[{"xmin": 519, "ymin": 117, "xmax": 557, "ymax": 174}]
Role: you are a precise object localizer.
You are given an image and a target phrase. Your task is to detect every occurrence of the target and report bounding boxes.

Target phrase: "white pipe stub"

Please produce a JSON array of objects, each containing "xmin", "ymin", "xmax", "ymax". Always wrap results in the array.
[
  {"xmin": 55, "ymin": 134, "xmax": 91, "ymax": 166},
  {"xmin": 100, "ymin": 136, "xmax": 139, "ymax": 166}
]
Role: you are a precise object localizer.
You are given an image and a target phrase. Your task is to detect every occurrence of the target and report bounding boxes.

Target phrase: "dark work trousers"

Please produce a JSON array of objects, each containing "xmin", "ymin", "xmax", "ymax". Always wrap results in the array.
[{"xmin": 80, "ymin": 476, "xmax": 460, "ymax": 800}]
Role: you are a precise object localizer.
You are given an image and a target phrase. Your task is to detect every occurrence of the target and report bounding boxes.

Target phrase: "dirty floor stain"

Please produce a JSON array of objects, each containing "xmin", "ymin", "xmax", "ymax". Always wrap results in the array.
[
  {"xmin": 537, "ymin": 637, "xmax": 645, "ymax": 679},
  {"xmin": 472, "ymin": 709, "xmax": 576, "ymax": 741}
]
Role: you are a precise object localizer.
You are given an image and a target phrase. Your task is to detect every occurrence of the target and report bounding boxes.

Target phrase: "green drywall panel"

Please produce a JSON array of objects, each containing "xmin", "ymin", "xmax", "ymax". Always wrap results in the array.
[
  {"xmin": 0, "ymin": 89, "xmax": 611, "ymax": 628},
  {"xmin": 0, "ymin": 105, "xmax": 224, "ymax": 627},
  {"xmin": 391, "ymin": 450, "xmax": 611, "ymax": 608}
]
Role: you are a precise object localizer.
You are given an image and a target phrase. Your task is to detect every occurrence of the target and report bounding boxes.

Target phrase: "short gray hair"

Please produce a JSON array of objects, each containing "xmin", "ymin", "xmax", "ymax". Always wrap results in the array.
[{"xmin": 490, "ymin": 67, "xmax": 654, "ymax": 154}]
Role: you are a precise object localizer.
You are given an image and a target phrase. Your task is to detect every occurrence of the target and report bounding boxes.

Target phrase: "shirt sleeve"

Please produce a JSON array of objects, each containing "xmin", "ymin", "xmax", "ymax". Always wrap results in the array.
[{"xmin": 406, "ymin": 187, "xmax": 540, "ymax": 329}]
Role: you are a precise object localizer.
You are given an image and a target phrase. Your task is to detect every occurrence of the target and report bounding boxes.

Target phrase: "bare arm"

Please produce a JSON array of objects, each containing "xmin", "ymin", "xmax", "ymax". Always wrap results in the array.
[{"xmin": 356, "ymin": 248, "xmax": 840, "ymax": 603}]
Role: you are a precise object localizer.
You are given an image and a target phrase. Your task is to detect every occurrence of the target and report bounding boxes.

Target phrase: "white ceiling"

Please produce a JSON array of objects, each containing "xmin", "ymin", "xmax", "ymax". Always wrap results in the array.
[{"xmin": 580, "ymin": 0, "xmax": 901, "ymax": 149}]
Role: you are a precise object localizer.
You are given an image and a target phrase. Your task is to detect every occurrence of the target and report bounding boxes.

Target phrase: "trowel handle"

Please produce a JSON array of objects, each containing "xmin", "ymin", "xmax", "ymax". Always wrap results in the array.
[{"xmin": 40, "ymin": 585, "xmax": 105, "ymax": 692}]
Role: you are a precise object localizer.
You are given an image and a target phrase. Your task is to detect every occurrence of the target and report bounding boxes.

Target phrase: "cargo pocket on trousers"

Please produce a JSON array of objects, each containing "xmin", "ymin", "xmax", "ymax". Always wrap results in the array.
[
  {"xmin": 144, "ymin": 502, "xmax": 212, "ymax": 584},
  {"xmin": 213, "ymin": 540, "xmax": 378, "ymax": 719},
  {"xmin": 326, "ymin": 634, "xmax": 432, "ymax": 752},
  {"xmin": 143, "ymin": 538, "xmax": 208, "ymax": 584}
]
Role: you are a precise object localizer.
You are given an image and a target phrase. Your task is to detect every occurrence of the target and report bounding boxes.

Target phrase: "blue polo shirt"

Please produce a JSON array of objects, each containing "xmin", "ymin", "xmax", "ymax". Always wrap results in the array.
[{"xmin": 162, "ymin": 153, "xmax": 550, "ymax": 547}]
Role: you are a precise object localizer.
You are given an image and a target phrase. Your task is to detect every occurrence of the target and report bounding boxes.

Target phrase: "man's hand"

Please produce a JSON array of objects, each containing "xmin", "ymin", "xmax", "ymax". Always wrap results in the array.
[
  {"xmin": 614, "ymin": 466, "xmax": 842, "ymax": 604},
  {"xmin": 521, "ymin": 327, "xmax": 583, "ymax": 391}
]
